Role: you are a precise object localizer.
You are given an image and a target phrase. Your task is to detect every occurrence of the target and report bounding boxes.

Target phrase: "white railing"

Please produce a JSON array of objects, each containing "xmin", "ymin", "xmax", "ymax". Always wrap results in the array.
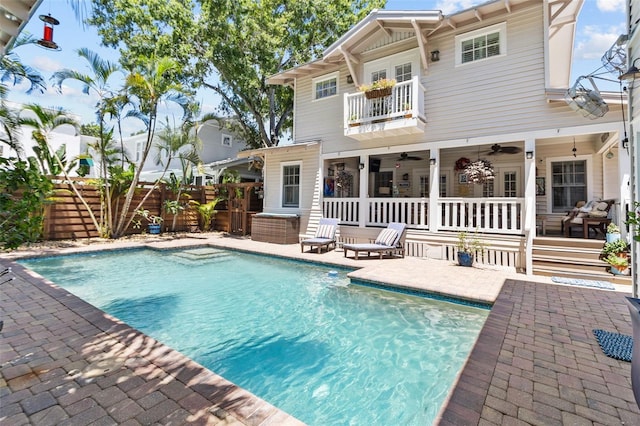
[
  {"xmin": 438, "ymin": 197, "xmax": 524, "ymax": 234},
  {"xmin": 323, "ymin": 198, "xmax": 359, "ymax": 225},
  {"xmin": 345, "ymin": 76, "xmax": 422, "ymax": 126},
  {"xmin": 323, "ymin": 197, "xmax": 524, "ymax": 234},
  {"xmin": 367, "ymin": 198, "xmax": 428, "ymax": 228}
]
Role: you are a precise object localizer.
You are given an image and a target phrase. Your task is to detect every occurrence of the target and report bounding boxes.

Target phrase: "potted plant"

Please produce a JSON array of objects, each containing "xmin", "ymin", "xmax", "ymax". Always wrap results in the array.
[
  {"xmin": 348, "ymin": 113, "xmax": 359, "ymax": 127},
  {"xmin": 456, "ymin": 231, "xmax": 485, "ymax": 267},
  {"xmin": 606, "ymin": 222, "xmax": 621, "ymax": 243},
  {"xmin": 600, "ymin": 239, "xmax": 629, "ymax": 275},
  {"xmin": 358, "ymin": 78, "xmax": 396, "ymax": 99},
  {"xmin": 191, "ymin": 198, "xmax": 224, "ymax": 232},
  {"xmin": 402, "ymin": 103, "xmax": 412, "ymax": 118},
  {"xmin": 134, "ymin": 209, "xmax": 164, "ymax": 234}
]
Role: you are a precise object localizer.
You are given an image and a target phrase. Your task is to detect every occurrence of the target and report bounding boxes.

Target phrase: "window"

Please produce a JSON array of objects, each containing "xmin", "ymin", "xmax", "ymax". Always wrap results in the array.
[
  {"xmin": 221, "ymin": 134, "xmax": 232, "ymax": 147},
  {"xmin": 371, "ymin": 69, "xmax": 387, "ymax": 82},
  {"xmin": 503, "ymin": 171, "xmax": 517, "ymax": 197},
  {"xmin": 282, "ymin": 164, "xmax": 300, "ymax": 207},
  {"xmin": 419, "ymin": 175, "xmax": 429, "ymax": 197},
  {"xmin": 313, "ymin": 72, "xmax": 338, "ymax": 100},
  {"xmin": 394, "ymin": 63, "xmax": 412, "ymax": 82},
  {"xmin": 482, "ymin": 180, "xmax": 494, "ymax": 197},
  {"xmin": 551, "ymin": 160, "xmax": 586, "ymax": 212},
  {"xmin": 455, "ymin": 22, "xmax": 506, "ymax": 65},
  {"xmin": 439, "ymin": 174, "xmax": 447, "ymax": 197}
]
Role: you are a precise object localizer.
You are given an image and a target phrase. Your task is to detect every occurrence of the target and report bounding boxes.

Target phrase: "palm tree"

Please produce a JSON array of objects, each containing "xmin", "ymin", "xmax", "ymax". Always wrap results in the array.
[
  {"xmin": 155, "ymin": 118, "xmax": 203, "ymax": 231},
  {"xmin": 112, "ymin": 55, "xmax": 192, "ymax": 237},
  {"xmin": 52, "ymin": 48, "xmax": 125, "ymax": 237},
  {"xmin": 20, "ymin": 104, "xmax": 101, "ymax": 233}
]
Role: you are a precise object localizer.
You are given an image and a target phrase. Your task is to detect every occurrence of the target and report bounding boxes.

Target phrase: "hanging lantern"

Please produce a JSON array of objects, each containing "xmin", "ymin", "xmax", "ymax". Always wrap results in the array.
[{"xmin": 37, "ymin": 14, "xmax": 61, "ymax": 51}]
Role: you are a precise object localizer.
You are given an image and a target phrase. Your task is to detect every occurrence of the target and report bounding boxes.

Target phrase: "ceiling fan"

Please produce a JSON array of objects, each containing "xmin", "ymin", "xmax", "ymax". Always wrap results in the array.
[
  {"xmin": 397, "ymin": 152, "xmax": 422, "ymax": 161},
  {"xmin": 487, "ymin": 144, "xmax": 522, "ymax": 155}
]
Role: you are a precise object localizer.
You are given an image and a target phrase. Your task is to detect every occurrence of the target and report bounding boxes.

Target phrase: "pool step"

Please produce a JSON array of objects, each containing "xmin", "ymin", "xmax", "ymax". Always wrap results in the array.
[{"xmin": 169, "ymin": 248, "xmax": 233, "ymax": 264}]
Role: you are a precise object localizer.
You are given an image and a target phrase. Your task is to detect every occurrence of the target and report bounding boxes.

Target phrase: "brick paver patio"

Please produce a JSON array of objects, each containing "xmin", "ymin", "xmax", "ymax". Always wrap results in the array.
[{"xmin": 1, "ymin": 235, "xmax": 639, "ymax": 425}]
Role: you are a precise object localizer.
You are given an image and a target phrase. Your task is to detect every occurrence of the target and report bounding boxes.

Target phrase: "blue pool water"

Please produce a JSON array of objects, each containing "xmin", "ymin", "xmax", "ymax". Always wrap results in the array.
[{"xmin": 20, "ymin": 247, "xmax": 489, "ymax": 425}]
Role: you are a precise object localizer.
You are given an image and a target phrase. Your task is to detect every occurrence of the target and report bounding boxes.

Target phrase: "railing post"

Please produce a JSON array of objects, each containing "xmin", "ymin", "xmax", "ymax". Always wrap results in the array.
[
  {"xmin": 429, "ymin": 148, "xmax": 440, "ymax": 231},
  {"xmin": 358, "ymin": 156, "xmax": 368, "ymax": 228}
]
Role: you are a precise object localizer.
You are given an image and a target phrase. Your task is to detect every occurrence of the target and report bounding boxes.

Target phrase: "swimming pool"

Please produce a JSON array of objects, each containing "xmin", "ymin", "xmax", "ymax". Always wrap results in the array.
[{"xmin": 20, "ymin": 247, "xmax": 489, "ymax": 425}]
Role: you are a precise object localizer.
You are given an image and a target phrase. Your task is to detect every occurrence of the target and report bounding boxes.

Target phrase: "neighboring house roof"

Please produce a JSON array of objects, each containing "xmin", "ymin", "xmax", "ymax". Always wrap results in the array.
[
  {"xmin": 0, "ymin": 0, "xmax": 43, "ymax": 56},
  {"xmin": 268, "ymin": 0, "xmax": 583, "ymax": 89}
]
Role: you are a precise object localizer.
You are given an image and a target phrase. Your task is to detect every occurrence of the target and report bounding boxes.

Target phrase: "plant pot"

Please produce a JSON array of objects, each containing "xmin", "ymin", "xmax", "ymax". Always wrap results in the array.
[
  {"xmin": 364, "ymin": 87, "xmax": 393, "ymax": 99},
  {"xmin": 148, "ymin": 224, "xmax": 161, "ymax": 235},
  {"xmin": 606, "ymin": 232, "xmax": 621, "ymax": 243},
  {"xmin": 457, "ymin": 251, "xmax": 474, "ymax": 267},
  {"xmin": 611, "ymin": 265, "xmax": 629, "ymax": 275}
]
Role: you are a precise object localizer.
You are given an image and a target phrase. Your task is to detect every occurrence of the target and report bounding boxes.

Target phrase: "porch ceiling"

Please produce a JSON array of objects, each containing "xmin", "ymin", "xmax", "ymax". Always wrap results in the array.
[{"xmin": 0, "ymin": 0, "xmax": 42, "ymax": 56}]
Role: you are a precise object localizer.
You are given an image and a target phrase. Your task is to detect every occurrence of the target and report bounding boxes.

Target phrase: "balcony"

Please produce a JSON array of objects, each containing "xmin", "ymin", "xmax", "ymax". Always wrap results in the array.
[{"xmin": 344, "ymin": 76, "xmax": 426, "ymax": 141}]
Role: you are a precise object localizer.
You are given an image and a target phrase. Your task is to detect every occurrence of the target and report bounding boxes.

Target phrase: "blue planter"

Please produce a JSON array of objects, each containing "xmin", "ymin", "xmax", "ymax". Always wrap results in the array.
[
  {"xmin": 148, "ymin": 224, "xmax": 161, "ymax": 234},
  {"xmin": 458, "ymin": 252, "xmax": 474, "ymax": 267},
  {"xmin": 606, "ymin": 233, "xmax": 621, "ymax": 243}
]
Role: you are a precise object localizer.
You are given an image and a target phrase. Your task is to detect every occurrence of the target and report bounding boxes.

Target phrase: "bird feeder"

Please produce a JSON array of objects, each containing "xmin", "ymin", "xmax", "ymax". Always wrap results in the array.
[{"xmin": 36, "ymin": 14, "xmax": 61, "ymax": 51}]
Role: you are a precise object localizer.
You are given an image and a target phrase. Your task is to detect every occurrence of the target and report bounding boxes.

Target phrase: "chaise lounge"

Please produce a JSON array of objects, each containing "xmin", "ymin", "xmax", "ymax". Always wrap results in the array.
[
  {"xmin": 300, "ymin": 218, "xmax": 340, "ymax": 253},
  {"xmin": 343, "ymin": 222, "xmax": 406, "ymax": 260}
]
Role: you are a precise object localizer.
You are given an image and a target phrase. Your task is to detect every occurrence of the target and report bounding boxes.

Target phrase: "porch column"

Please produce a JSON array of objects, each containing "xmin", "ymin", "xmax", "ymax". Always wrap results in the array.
[
  {"xmin": 524, "ymin": 138, "xmax": 536, "ymax": 275},
  {"xmin": 429, "ymin": 149, "xmax": 440, "ymax": 232},
  {"xmin": 359, "ymin": 156, "xmax": 368, "ymax": 228}
]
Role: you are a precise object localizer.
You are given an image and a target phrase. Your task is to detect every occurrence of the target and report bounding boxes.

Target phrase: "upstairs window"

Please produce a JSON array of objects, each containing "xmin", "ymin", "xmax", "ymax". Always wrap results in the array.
[
  {"xmin": 395, "ymin": 63, "xmax": 412, "ymax": 82},
  {"xmin": 371, "ymin": 69, "xmax": 387, "ymax": 82},
  {"xmin": 313, "ymin": 72, "xmax": 338, "ymax": 100},
  {"xmin": 455, "ymin": 22, "xmax": 506, "ymax": 66}
]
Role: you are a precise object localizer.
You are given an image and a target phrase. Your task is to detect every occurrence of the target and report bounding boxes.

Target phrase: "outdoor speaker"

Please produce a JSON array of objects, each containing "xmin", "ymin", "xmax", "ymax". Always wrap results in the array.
[{"xmin": 370, "ymin": 158, "xmax": 381, "ymax": 173}]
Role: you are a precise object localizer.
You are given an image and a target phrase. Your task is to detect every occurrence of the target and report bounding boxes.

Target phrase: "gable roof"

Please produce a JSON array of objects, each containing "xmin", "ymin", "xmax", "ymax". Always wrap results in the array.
[{"xmin": 268, "ymin": 0, "xmax": 583, "ymax": 89}]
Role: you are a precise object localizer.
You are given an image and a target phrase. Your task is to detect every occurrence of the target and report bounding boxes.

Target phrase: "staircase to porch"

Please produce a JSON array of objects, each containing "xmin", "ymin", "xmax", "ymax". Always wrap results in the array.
[{"xmin": 532, "ymin": 237, "xmax": 631, "ymax": 286}]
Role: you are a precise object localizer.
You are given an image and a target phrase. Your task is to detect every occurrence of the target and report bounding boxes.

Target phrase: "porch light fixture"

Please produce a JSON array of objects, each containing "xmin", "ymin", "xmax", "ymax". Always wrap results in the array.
[
  {"xmin": 606, "ymin": 150, "xmax": 614, "ymax": 159},
  {"xmin": 359, "ymin": 162, "xmax": 365, "ymax": 170},
  {"xmin": 429, "ymin": 158, "xmax": 437, "ymax": 166},
  {"xmin": 430, "ymin": 50, "xmax": 440, "ymax": 62},
  {"xmin": 623, "ymin": 137, "xmax": 629, "ymax": 150},
  {"xmin": 36, "ymin": 14, "xmax": 61, "ymax": 51},
  {"xmin": 347, "ymin": 74, "xmax": 354, "ymax": 84},
  {"xmin": 619, "ymin": 58, "xmax": 640, "ymax": 81},
  {"xmin": 525, "ymin": 151, "xmax": 534, "ymax": 160}
]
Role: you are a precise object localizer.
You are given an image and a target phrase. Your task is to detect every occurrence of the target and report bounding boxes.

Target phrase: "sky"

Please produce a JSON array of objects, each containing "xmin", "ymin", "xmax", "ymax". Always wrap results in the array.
[{"xmin": 5, "ymin": 0, "xmax": 627, "ymax": 137}]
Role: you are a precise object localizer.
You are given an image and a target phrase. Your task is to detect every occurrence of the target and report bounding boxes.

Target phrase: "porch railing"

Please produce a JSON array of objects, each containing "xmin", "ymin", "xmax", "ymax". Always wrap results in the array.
[
  {"xmin": 345, "ymin": 76, "xmax": 423, "ymax": 126},
  {"xmin": 323, "ymin": 196, "xmax": 524, "ymax": 234},
  {"xmin": 438, "ymin": 197, "xmax": 524, "ymax": 234}
]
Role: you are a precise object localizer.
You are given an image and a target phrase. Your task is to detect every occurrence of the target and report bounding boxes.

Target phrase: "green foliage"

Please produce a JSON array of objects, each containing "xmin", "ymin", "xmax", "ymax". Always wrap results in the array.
[
  {"xmin": 81, "ymin": 123, "xmax": 102, "ymax": 137},
  {"xmin": 606, "ymin": 222, "xmax": 620, "ymax": 234},
  {"xmin": 600, "ymin": 239, "xmax": 629, "ymax": 260},
  {"xmin": 604, "ymin": 253, "xmax": 629, "ymax": 268},
  {"xmin": 456, "ymin": 230, "xmax": 486, "ymax": 254},
  {"xmin": 626, "ymin": 201, "xmax": 640, "ymax": 242},
  {"xmin": 0, "ymin": 157, "xmax": 53, "ymax": 249},
  {"xmin": 191, "ymin": 198, "xmax": 224, "ymax": 232},
  {"xmin": 88, "ymin": 0, "xmax": 384, "ymax": 148}
]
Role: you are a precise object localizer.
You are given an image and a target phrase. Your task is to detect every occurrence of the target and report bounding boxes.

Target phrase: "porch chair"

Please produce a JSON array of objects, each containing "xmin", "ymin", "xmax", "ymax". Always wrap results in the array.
[
  {"xmin": 562, "ymin": 199, "xmax": 614, "ymax": 238},
  {"xmin": 300, "ymin": 218, "xmax": 339, "ymax": 253},
  {"xmin": 343, "ymin": 222, "xmax": 407, "ymax": 260}
]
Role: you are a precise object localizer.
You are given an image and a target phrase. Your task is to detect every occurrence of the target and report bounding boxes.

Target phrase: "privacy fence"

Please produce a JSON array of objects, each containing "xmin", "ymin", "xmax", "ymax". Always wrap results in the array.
[{"xmin": 43, "ymin": 179, "xmax": 264, "ymax": 240}]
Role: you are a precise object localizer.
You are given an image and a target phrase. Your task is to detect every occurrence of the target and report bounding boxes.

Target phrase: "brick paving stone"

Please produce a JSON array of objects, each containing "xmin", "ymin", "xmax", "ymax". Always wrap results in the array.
[
  {"xmin": 517, "ymin": 407, "xmax": 563, "ymax": 426},
  {"xmin": 20, "ymin": 390, "xmax": 56, "ymax": 415},
  {"xmin": 93, "ymin": 386, "xmax": 127, "ymax": 408},
  {"xmin": 66, "ymin": 397, "xmax": 98, "ymax": 416},
  {"xmin": 28, "ymin": 405, "xmax": 69, "ymax": 426},
  {"xmin": 105, "ymin": 398, "xmax": 144, "ymax": 423},
  {"xmin": 137, "ymin": 390, "xmax": 167, "ymax": 409},
  {"xmin": 135, "ymin": 398, "xmax": 180, "ymax": 424},
  {"xmin": 58, "ymin": 405, "xmax": 109, "ymax": 426}
]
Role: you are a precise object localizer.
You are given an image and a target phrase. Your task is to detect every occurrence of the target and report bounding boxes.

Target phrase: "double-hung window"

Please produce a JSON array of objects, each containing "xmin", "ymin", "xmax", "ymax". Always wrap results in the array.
[
  {"xmin": 455, "ymin": 22, "xmax": 506, "ymax": 65},
  {"xmin": 551, "ymin": 160, "xmax": 587, "ymax": 212},
  {"xmin": 282, "ymin": 164, "xmax": 301, "ymax": 208},
  {"xmin": 394, "ymin": 63, "xmax": 412, "ymax": 82},
  {"xmin": 313, "ymin": 72, "xmax": 338, "ymax": 100}
]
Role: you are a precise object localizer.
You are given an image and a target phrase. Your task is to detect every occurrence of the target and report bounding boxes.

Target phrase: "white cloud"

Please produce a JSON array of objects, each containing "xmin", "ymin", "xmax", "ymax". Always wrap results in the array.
[
  {"xmin": 574, "ymin": 23, "xmax": 625, "ymax": 60},
  {"xmin": 30, "ymin": 55, "xmax": 64, "ymax": 73},
  {"xmin": 434, "ymin": 1, "xmax": 483, "ymax": 15},
  {"xmin": 597, "ymin": 0, "xmax": 624, "ymax": 13}
]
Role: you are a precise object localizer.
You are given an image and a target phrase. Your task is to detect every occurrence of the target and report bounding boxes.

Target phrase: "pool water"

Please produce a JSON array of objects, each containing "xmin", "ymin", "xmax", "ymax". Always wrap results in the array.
[{"xmin": 20, "ymin": 247, "xmax": 489, "ymax": 425}]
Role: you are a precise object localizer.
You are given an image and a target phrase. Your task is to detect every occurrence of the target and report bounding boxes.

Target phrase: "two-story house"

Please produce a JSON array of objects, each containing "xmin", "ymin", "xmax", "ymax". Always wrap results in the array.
[{"xmin": 249, "ymin": 0, "xmax": 629, "ymax": 274}]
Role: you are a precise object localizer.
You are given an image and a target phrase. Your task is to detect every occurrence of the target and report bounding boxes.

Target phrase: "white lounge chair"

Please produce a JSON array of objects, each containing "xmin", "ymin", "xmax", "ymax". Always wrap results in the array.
[
  {"xmin": 300, "ymin": 218, "xmax": 339, "ymax": 253},
  {"xmin": 343, "ymin": 222, "xmax": 406, "ymax": 260}
]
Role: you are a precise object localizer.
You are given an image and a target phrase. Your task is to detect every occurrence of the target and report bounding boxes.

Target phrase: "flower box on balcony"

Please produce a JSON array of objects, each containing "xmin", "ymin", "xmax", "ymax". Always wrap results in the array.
[{"xmin": 364, "ymin": 87, "xmax": 393, "ymax": 99}]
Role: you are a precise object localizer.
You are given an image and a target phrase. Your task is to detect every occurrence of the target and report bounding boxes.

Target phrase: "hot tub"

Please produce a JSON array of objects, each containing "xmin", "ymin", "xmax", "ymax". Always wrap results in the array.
[{"xmin": 251, "ymin": 213, "xmax": 300, "ymax": 244}]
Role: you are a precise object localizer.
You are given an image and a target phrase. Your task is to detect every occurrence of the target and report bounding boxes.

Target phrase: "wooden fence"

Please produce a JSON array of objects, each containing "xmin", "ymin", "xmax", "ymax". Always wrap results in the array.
[{"xmin": 43, "ymin": 179, "xmax": 263, "ymax": 240}]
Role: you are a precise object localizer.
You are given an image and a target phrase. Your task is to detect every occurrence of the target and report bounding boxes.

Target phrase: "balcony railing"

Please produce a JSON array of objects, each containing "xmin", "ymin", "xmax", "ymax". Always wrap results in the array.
[
  {"xmin": 344, "ymin": 76, "xmax": 425, "ymax": 139},
  {"xmin": 323, "ymin": 197, "xmax": 524, "ymax": 235}
]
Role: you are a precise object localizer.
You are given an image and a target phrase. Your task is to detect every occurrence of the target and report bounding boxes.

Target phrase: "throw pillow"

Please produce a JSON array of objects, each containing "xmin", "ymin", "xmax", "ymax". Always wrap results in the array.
[
  {"xmin": 315, "ymin": 224, "xmax": 334, "ymax": 239},
  {"xmin": 375, "ymin": 228, "xmax": 398, "ymax": 246}
]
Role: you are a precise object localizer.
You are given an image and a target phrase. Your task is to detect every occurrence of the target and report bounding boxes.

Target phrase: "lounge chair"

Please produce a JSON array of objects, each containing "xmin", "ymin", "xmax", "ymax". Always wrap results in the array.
[
  {"xmin": 300, "ymin": 218, "xmax": 339, "ymax": 253},
  {"xmin": 343, "ymin": 222, "xmax": 406, "ymax": 260}
]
